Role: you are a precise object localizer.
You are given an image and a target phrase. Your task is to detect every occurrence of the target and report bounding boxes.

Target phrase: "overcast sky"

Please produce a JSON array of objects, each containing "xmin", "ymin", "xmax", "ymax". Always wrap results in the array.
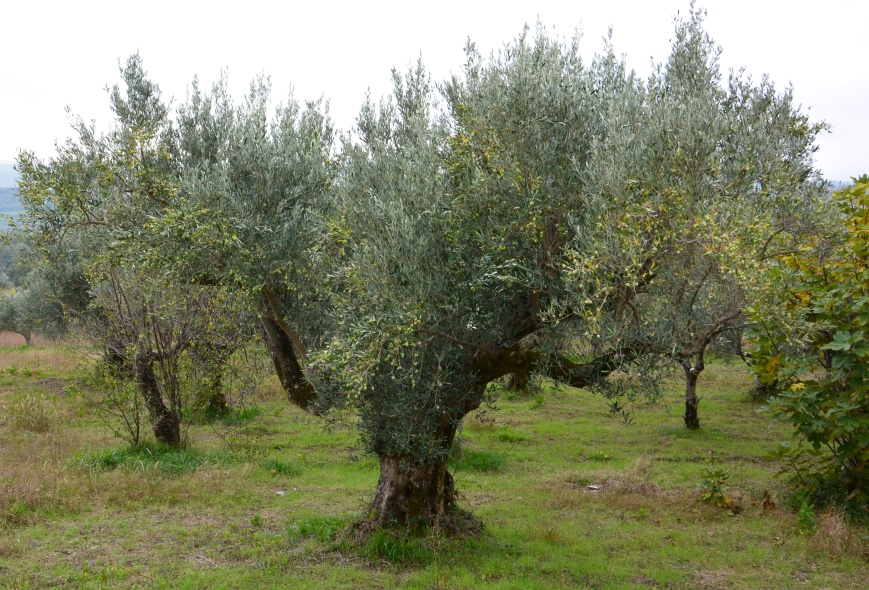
[{"xmin": 1, "ymin": 0, "xmax": 866, "ymax": 181}]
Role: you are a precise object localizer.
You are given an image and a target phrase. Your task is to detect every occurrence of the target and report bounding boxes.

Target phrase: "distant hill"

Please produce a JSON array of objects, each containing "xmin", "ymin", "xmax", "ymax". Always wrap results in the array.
[
  {"xmin": 0, "ymin": 187, "xmax": 22, "ymax": 231},
  {"xmin": 0, "ymin": 161, "xmax": 18, "ymax": 187}
]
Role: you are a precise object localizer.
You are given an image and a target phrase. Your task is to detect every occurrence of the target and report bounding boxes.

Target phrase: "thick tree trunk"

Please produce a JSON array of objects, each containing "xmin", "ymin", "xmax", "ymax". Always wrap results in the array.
[
  {"xmin": 22, "ymin": 333, "xmax": 31, "ymax": 347},
  {"xmin": 682, "ymin": 361, "xmax": 701, "ymax": 430},
  {"xmin": 135, "ymin": 354, "xmax": 181, "ymax": 446},
  {"xmin": 206, "ymin": 371, "xmax": 228, "ymax": 415},
  {"xmin": 257, "ymin": 297, "xmax": 317, "ymax": 412},
  {"xmin": 372, "ymin": 454, "xmax": 456, "ymax": 526},
  {"xmin": 507, "ymin": 370, "xmax": 530, "ymax": 391}
]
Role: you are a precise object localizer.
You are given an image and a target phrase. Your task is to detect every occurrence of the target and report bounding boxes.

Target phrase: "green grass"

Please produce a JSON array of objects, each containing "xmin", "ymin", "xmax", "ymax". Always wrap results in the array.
[
  {"xmin": 452, "ymin": 448, "xmax": 508, "ymax": 472},
  {"xmin": 1, "ymin": 348, "xmax": 868, "ymax": 589},
  {"xmin": 261, "ymin": 457, "xmax": 302, "ymax": 477},
  {"xmin": 74, "ymin": 442, "xmax": 243, "ymax": 475}
]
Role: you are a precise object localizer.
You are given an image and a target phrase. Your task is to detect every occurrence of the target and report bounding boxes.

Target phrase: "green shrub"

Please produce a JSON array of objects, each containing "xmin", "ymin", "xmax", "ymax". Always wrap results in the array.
[{"xmin": 748, "ymin": 176, "xmax": 869, "ymax": 509}]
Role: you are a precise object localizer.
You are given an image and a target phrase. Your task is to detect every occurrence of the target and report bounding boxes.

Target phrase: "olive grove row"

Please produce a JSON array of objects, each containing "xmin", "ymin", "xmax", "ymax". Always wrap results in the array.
[{"xmin": 14, "ymin": 10, "xmax": 847, "ymax": 524}]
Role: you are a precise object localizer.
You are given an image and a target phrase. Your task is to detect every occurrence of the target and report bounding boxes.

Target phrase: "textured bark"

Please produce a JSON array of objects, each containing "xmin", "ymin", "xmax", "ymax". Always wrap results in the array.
[
  {"xmin": 372, "ymin": 454, "xmax": 455, "ymax": 525},
  {"xmin": 135, "ymin": 354, "xmax": 181, "ymax": 445},
  {"xmin": 206, "ymin": 372, "xmax": 227, "ymax": 414},
  {"xmin": 682, "ymin": 364, "xmax": 701, "ymax": 429},
  {"xmin": 507, "ymin": 370, "xmax": 530, "ymax": 391},
  {"xmin": 259, "ymin": 314, "xmax": 317, "ymax": 412}
]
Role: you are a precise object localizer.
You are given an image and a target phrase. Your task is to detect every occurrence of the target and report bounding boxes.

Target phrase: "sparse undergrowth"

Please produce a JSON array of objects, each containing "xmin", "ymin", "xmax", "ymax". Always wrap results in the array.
[{"xmin": 1, "ymin": 346, "xmax": 868, "ymax": 589}]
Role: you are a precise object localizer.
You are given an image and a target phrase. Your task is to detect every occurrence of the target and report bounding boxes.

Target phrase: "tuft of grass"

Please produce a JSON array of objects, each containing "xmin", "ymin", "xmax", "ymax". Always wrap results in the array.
[
  {"xmin": 74, "ymin": 443, "xmax": 242, "ymax": 475},
  {"xmin": 452, "ymin": 449, "xmax": 507, "ymax": 472},
  {"xmin": 365, "ymin": 528, "xmax": 431, "ymax": 564},
  {"xmin": 8, "ymin": 393, "xmax": 56, "ymax": 433},
  {"xmin": 261, "ymin": 458, "xmax": 302, "ymax": 477},
  {"xmin": 290, "ymin": 514, "xmax": 351, "ymax": 543},
  {"xmin": 221, "ymin": 406, "xmax": 262, "ymax": 426},
  {"xmin": 495, "ymin": 429, "xmax": 528, "ymax": 443},
  {"xmin": 586, "ymin": 450, "xmax": 612, "ymax": 462}
]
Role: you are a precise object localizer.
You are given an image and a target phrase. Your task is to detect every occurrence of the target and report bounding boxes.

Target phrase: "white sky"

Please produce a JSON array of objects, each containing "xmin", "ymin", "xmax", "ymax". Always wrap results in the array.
[{"xmin": 1, "ymin": 0, "xmax": 866, "ymax": 181}]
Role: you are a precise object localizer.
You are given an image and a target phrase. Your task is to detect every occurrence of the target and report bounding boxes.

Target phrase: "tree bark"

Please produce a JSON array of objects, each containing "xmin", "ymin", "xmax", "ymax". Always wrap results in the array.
[
  {"xmin": 22, "ymin": 333, "xmax": 31, "ymax": 347},
  {"xmin": 682, "ymin": 362, "xmax": 701, "ymax": 429},
  {"xmin": 256, "ymin": 295, "xmax": 317, "ymax": 413},
  {"xmin": 206, "ymin": 371, "xmax": 228, "ymax": 415},
  {"xmin": 135, "ymin": 353, "xmax": 181, "ymax": 445},
  {"xmin": 371, "ymin": 454, "xmax": 456, "ymax": 526},
  {"xmin": 507, "ymin": 370, "xmax": 530, "ymax": 391}
]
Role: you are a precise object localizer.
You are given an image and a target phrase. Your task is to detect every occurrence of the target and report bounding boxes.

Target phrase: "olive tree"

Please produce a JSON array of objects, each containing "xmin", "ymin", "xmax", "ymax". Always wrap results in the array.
[
  {"xmin": 16, "ymin": 55, "xmax": 258, "ymax": 445},
  {"xmin": 563, "ymin": 8, "xmax": 829, "ymax": 428}
]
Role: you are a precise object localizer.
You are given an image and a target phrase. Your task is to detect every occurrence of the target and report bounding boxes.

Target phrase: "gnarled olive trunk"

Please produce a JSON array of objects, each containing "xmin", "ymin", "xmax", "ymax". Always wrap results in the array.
[
  {"xmin": 682, "ymin": 363, "xmax": 701, "ymax": 429},
  {"xmin": 257, "ymin": 294, "xmax": 317, "ymax": 412},
  {"xmin": 507, "ymin": 369, "xmax": 530, "ymax": 391},
  {"xmin": 372, "ymin": 454, "xmax": 456, "ymax": 525},
  {"xmin": 135, "ymin": 354, "xmax": 181, "ymax": 445}
]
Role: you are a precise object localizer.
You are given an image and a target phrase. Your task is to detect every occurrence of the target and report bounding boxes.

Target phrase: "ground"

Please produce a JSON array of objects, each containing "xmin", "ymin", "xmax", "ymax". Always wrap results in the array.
[{"xmin": 1, "ymin": 342, "xmax": 867, "ymax": 589}]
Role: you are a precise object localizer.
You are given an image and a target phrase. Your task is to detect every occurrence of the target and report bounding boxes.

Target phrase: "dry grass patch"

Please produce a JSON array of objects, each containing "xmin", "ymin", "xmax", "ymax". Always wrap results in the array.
[
  {"xmin": 809, "ymin": 511, "xmax": 869, "ymax": 560},
  {"xmin": 0, "ymin": 343, "xmax": 79, "ymax": 374},
  {"xmin": 6, "ymin": 393, "xmax": 57, "ymax": 432}
]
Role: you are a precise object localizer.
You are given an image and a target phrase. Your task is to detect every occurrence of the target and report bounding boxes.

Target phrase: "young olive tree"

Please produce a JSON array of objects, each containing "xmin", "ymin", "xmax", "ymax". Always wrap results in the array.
[
  {"xmin": 171, "ymin": 75, "xmax": 336, "ymax": 411},
  {"xmin": 16, "ymin": 55, "xmax": 258, "ymax": 445},
  {"xmin": 564, "ymin": 8, "xmax": 829, "ymax": 428}
]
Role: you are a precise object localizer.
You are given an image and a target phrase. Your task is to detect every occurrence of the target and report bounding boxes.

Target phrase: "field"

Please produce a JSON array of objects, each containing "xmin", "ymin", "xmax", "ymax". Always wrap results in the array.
[{"xmin": 1, "ymin": 341, "xmax": 867, "ymax": 589}]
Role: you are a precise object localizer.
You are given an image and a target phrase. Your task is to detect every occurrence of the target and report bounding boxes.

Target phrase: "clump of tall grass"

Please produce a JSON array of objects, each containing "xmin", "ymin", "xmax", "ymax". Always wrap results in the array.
[
  {"xmin": 74, "ymin": 442, "xmax": 242, "ymax": 475},
  {"xmin": 7, "ymin": 393, "xmax": 57, "ymax": 433}
]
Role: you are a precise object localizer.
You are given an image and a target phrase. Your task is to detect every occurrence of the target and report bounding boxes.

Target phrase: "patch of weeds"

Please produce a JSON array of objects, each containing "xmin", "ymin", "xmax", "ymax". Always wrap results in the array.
[
  {"xmin": 22, "ymin": 366, "xmax": 32, "ymax": 377},
  {"xmin": 452, "ymin": 449, "xmax": 507, "ymax": 472},
  {"xmin": 289, "ymin": 514, "xmax": 351, "ymax": 543},
  {"xmin": 496, "ymin": 429, "xmax": 528, "ymax": 444},
  {"xmin": 221, "ymin": 406, "xmax": 262, "ymax": 426},
  {"xmin": 74, "ymin": 442, "xmax": 242, "ymax": 475},
  {"xmin": 797, "ymin": 499, "xmax": 817, "ymax": 535},
  {"xmin": 8, "ymin": 393, "xmax": 56, "ymax": 433},
  {"xmin": 251, "ymin": 514, "xmax": 264, "ymax": 527},
  {"xmin": 698, "ymin": 453, "xmax": 741, "ymax": 514},
  {"xmin": 262, "ymin": 458, "xmax": 302, "ymax": 477},
  {"xmin": 6, "ymin": 365, "xmax": 17, "ymax": 375},
  {"xmin": 529, "ymin": 394, "xmax": 544, "ymax": 410},
  {"xmin": 365, "ymin": 528, "xmax": 431, "ymax": 564},
  {"xmin": 586, "ymin": 451, "xmax": 612, "ymax": 462}
]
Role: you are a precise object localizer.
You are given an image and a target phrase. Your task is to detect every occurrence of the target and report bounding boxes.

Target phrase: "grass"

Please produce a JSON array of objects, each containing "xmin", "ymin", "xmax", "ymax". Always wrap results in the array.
[
  {"xmin": 1, "ymin": 345, "xmax": 868, "ymax": 588},
  {"xmin": 74, "ymin": 443, "xmax": 244, "ymax": 475}
]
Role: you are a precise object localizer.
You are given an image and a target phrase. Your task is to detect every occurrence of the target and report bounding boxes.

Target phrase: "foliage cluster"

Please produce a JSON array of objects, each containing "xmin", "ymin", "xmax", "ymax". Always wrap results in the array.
[
  {"xmin": 749, "ymin": 177, "xmax": 869, "ymax": 510},
  {"xmin": 8, "ymin": 5, "xmax": 841, "ymax": 527}
]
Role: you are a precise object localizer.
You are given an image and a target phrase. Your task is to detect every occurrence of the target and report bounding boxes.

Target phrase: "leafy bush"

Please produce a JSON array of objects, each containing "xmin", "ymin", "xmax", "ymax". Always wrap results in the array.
[
  {"xmin": 748, "ymin": 176, "xmax": 869, "ymax": 508},
  {"xmin": 697, "ymin": 455, "xmax": 740, "ymax": 513}
]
